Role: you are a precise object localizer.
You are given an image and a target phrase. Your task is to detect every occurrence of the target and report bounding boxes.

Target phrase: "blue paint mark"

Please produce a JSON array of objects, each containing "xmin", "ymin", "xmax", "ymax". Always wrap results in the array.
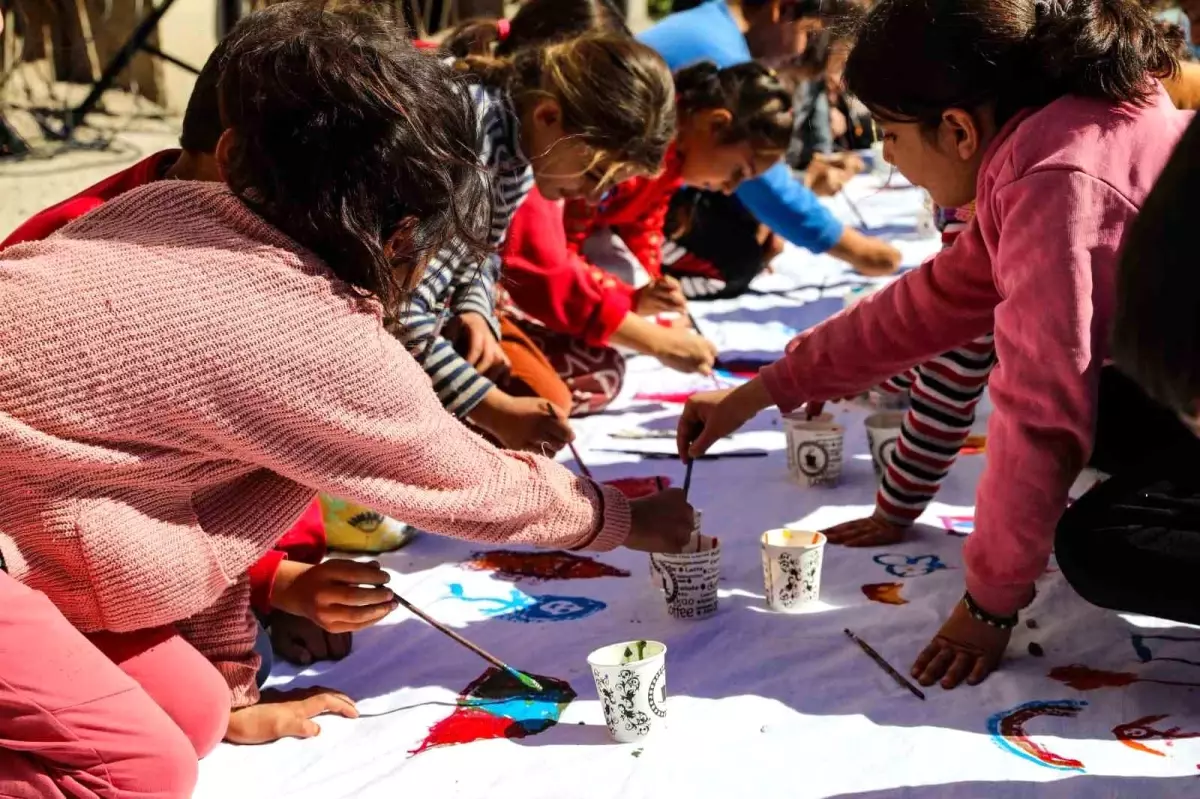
[
  {"xmin": 442, "ymin": 585, "xmax": 605, "ymax": 623},
  {"xmin": 873, "ymin": 553, "xmax": 948, "ymax": 578},
  {"xmin": 497, "ymin": 595, "xmax": 606, "ymax": 623}
]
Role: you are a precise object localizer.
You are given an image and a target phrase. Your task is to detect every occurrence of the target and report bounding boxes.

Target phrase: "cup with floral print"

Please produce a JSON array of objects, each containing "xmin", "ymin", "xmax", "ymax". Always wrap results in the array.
[
  {"xmin": 587, "ymin": 640, "xmax": 668, "ymax": 744},
  {"xmin": 761, "ymin": 528, "xmax": 826, "ymax": 612}
]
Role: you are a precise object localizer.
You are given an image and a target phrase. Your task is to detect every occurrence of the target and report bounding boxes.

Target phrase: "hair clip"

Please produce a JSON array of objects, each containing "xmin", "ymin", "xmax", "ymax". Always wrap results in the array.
[{"xmin": 496, "ymin": 18, "xmax": 511, "ymax": 42}]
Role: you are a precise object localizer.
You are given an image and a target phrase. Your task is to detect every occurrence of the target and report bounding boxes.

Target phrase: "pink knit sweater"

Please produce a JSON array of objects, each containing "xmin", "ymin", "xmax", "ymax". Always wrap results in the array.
[
  {"xmin": 0, "ymin": 181, "xmax": 631, "ymax": 707},
  {"xmin": 760, "ymin": 86, "xmax": 1191, "ymax": 616}
]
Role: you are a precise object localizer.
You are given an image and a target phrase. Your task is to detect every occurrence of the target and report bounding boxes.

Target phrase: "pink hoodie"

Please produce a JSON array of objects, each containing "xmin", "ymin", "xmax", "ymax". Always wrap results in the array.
[{"xmin": 761, "ymin": 85, "xmax": 1191, "ymax": 615}]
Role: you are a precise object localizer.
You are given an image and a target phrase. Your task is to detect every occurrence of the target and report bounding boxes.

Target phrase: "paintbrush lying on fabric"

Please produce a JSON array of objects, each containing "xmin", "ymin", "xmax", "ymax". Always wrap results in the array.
[
  {"xmin": 593, "ymin": 448, "xmax": 768, "ymax": 460},
  {"xmin": 844, "ymin": 628, "xmax": 925, "ymax": 700},
  {"xmin": 391, "ymin": 593, "xmax": 544, "ymax": 692}
]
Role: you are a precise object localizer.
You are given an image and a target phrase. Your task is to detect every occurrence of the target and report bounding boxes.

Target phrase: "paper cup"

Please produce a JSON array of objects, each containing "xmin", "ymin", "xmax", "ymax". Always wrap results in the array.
[
  {"xmin": 761, "ymin": 529, "xmax": 826, "ymax": 612},
  {"xmin": 649, "ymin": 527, "xmax": 720, "ymax": 620},
  {"xmin": 868, "ymin": 388, "xmax": 910, "ymax": 411},
  {"xmin": 588, "ymin": 640, "xmax": 668, "ymax": 743},
  {"xmin": 783, "ymin": 412, "xmax": 844, "ymax": 487},
  {"xmin": 865, "ymin": 411, "xmax": 905, "ymax": 480}
]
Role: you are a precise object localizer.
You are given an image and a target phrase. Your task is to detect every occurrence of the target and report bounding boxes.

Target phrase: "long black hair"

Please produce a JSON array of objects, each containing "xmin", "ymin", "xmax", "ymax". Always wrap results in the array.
[{"xmin": 217, "ymin": 2, "xmax": 489, "ymax": 313}]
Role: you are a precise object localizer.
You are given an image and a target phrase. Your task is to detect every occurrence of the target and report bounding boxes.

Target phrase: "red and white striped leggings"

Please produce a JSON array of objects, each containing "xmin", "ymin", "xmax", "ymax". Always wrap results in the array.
[{"xmin": 874, "ymin": 334, "xmax": 996, "ymax": 526}]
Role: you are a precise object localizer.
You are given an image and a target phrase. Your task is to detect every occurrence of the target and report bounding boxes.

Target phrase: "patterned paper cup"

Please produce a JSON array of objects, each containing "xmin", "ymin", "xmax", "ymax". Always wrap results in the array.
[
  {"xmin": 588, "ymin": 640, "xmax": 668, "ymax": 744},
  {"xmin": 761, "ymin": 528, "xmax": 826, "ymax": 612},
  {"xmin": 868, "ymin": 388, "xmax": 911, "ymax": 411},
  {"xmin": 650, "ymin": 535, "xmax": 720, "ymax": 620},
  {"xmin": 783, "ymin": 412, "xmax": 844, "ymax": 487},
  {"xmin": 864, "ymin": 411, "xmax": 906, "ymax": 480}
]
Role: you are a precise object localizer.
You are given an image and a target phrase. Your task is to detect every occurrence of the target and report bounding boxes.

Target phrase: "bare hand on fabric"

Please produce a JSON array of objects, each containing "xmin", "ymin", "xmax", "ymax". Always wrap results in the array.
[
  {"xmin": 827, "ymin": 228, "xmax": 902, "ymax": 277},
  {"xmin": 225, "ymin": 687, "xmax": 359, "ymax": 744},
  {"xmin": 653, "ymin": 327, "xmax": 718, "ymax": 375},
  {"xmin": 911, "ymin": 601, "xmax": 1012, "ymax": 689},
  {"xmin": 634, "ymin": 276, "xmax": 687, "ymax": 316},
  {"xmin": 270, "ymin": 560, "xmax": 398, "ymax": 634},
  {"xmin": 448, "ymin": 311, "xmax": 510, "ymax": 380},
  {"xmin": 824, "ymin": 514, "xmax": 907, "ymax": 547},
  {"xmin": 676, "ymin": 377, "xmax": 774, "ymax": 461},
  {"xmin": 269, "ymin": 611, "xmax": 352, "ymax": 666},
  {"xmin": 624, "ymin": 488, "xmax": 694, "ymax": 553}
]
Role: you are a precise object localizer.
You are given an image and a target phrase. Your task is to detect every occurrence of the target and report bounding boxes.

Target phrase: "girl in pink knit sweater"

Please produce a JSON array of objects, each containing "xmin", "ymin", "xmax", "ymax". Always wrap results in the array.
[
  {"xmin": 678, "ymin": 0, "xmax": 1190, "ymax": 691},
  {"xmin": 0, "ymin": 5, "xmax": 691, "ymax": 796}
]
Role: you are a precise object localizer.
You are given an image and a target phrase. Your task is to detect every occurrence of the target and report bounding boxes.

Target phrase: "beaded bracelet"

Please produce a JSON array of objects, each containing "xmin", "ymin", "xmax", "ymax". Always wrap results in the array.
[{"xmin": 962, "ymin": 591, "xmax": 1019, "ymax": 629}]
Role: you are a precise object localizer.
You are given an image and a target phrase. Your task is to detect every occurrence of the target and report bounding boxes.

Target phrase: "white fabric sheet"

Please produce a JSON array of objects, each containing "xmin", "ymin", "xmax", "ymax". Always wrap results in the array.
[{"xmin": 195, "ymin": 177, "xmax": 1200, "ymax": 799}]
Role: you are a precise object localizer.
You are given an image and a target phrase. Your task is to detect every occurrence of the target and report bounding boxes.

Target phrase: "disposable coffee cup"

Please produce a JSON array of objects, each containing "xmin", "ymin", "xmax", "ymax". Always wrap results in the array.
[
  {"xmin": 588, "ymin": 640, "xmax": 668, "ymax": 743},
  {"xmin": 649, "ymin": 530, "xmax": 720, "ymax": 620},
  {"xmin": 865, "ymin": 411, "xmax": 905, "ymax": 480},
  {"xmin": 783, "ymin": 412, "xmax": 844, "ymax": 487},
  {"xmin": 868, "ymin": 389, "xmax": 910, "ymax": 411},
  {"xmin": 761, "ymin": 528, "xmax": 826, "ymax": 612}
]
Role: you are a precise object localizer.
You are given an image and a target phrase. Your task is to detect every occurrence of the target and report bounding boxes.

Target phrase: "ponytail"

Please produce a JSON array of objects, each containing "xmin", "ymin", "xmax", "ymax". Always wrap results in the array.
[
  {"xmin": 845, "ymin": 0, "xmax": 1181, "ymax": 127},
  {"xmin": 441, "ymin": 18, "xmax": 505, "ymax": 58},
  {"xmin": 674, "ymin": 61, "xmax": 794, "ymax": 154},
  {"xmin": 456, "ymin": 34, "xmax": 675, "ymax": 183}
]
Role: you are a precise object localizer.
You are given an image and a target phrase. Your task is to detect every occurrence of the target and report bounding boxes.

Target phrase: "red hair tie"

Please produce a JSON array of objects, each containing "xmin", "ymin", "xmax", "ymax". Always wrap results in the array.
[{"xmin": 496, "ymin": 18, "xmax": 511, "ymax": 42}]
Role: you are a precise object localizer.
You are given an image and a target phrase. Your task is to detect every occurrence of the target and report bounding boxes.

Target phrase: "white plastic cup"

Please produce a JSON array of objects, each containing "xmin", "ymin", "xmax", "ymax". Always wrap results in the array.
[
  {"xmin": 865, "ymin": 411, "xmax": 906, "ymax": 480},
  {"xmin": 761, "ymin": 529, "xmax": 826, "ymax": 612},
  {"xmin": 649, "ymin": 531, "xmax": 720, "ymax": 620},
  {"xmin": 587, "ymin": 640, "xmax": 668, "ymax": 743},
  {"xmin": 783, "ymin": 412, "xmax": 844, "ymax": 487}
]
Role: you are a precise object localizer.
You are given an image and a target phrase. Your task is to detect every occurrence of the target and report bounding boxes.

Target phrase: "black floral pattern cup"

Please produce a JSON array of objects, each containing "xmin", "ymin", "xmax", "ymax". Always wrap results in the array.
[
  {"xmin": 761, "ymin": 528, "xmax": 826, "ymax": 612},
  {"xmin": 864, "ymin": 411, "xmax": 905, "ymax": 481},
  {"xmin": 587, "ymin": 640, "xmax": 668, "ymax": 743}
]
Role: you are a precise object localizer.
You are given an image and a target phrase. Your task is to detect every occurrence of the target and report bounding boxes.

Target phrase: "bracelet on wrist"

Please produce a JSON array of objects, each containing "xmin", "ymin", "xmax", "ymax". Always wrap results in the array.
[{"xmin": 961, "ymin": 591, "xmax": 1019, "ymax": 629}]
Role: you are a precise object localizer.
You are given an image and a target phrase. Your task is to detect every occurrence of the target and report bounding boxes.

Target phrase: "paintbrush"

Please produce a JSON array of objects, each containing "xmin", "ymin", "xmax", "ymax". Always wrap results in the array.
[
  {"xmin": 392, "ymin": 593, "xmax": 544, "ymax": 692},
  {"xmin": 840, "ymin": 190, "xmax": 871, "ymax": 231},
  {"xmin": 682, "ymin": 458, "xmax": 694, "ymax": 499},
  {"xmin": 684, "ymin": 311, "xmax": 724, "ymax": 391},
  {"xmin": 593, "ymin": 449, "xmax": 768, "ymax": 460},
  {"xmin": 567, "ymin": 441, "xmax": 594, "ymax": 480},
  {"xmin": 844, "ymin": 628, "xmax": 925, "ymax": 701}
]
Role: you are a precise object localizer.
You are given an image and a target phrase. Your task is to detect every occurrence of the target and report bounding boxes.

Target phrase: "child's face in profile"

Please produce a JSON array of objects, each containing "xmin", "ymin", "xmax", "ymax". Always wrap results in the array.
[
  {"xmin": 523, "ymin": 99, "xmax": 634, "ymax": 202},
  {"xmin": 877, "ymin": 108, "xmax": 992, "ymax": 209},
  {"xmin": 677, "ymin": 109, "xmax": 778, "ymax": 195}
]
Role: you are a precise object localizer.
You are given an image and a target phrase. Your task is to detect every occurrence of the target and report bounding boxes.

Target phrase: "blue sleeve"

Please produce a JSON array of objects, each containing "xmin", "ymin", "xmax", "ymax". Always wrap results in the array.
[{"xmin": 735, "ymin": 163, "xmax": 843, "ymax": 254}]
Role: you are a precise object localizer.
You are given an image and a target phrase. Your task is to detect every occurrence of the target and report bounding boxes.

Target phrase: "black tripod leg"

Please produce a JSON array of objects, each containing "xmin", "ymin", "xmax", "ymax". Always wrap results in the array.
[{"xmin": 55, "ymin": 0, "xmax": 180, "ymax": 139}]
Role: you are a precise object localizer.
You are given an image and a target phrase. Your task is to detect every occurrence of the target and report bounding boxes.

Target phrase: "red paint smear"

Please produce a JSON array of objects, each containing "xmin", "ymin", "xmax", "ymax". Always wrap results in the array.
[
  {"xmin": 861, "ymin": 582, "xmax": 907, "ymax": 605},
  {"xmin": 1049, "ymin": 665, "xmax": 1140, "ymax": 690},
  {"xmin": 605, "ymin": 476, "xmax": 671, "ymax": 499},
  {"xmin": 410, "ymin": 706, "xmax": 515, "ymax": 755},
  {"xmin": 1000, "ymin": 704, "xmax": 1086, "ymax": 770},
  {"xmin": 1113, "ymin": 714, "xmax": 1200, "ymax": 757},
  {"xmin": 464, "ymin": 549, "xmax": 630, "ymax": 582},
  {"xmin": 634, "ymin": 390, "xmax": 703, "ymax": 404}
]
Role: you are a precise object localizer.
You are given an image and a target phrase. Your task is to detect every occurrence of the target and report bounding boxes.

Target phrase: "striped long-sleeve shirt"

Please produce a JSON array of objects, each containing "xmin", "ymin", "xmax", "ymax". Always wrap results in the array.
[{"xmin": 392, "ymin": 82, "xmax": 535, "ymax": 416}]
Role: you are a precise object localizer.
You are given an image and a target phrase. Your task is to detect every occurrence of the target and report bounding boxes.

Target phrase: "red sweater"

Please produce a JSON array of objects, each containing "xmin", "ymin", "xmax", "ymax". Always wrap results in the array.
[
  {"xmin": 502, "ymin": 186, "xmax": 634, "ymax": 346},
  {"xmin": 564, "ymin": 144, "xmax": 684, "ymax": 279},
  {"xmin": 0, "ymin": 150, "xmax": 325, "ymax": 617}
]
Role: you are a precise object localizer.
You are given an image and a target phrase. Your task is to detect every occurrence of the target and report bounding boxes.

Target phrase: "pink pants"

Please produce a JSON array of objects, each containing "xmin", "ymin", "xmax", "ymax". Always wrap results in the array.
[{"xmin": 0, "ymin": 571, "xmax": 230, "ymax": 798}]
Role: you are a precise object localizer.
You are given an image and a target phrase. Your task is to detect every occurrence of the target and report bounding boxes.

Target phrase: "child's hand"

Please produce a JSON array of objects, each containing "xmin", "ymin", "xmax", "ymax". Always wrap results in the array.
[
  {"xmin": 269, "ymin": 611, "xmax": 352, "ymax": 666},
  {"xmin": 449, "ymin": 311, "xmax": 510, "ymax": 379},
  {"xmin": 827, "ymin": 229, "xmax": 901, "ymax": 277},
  {"xmin": 677, "ymin": 377, "xmax": 774, "ymax": 461},
  {"xmin": 225, "ymin": 687, "xmax": 358, "ymax": 744},
  {"xmin": 652, "ymin": 327, "xmax": 718, "ymax": 375},
  {"xmin": 911, "ymin": 601, "xmax": 1012, "ymax": 690},
  {"xmin": 625, "ymin": 488, "xmax": 694, "ymax": 553},
  {"xmin": 471, "ymin": 391, "xmax": 574, "ymax": 454},
  {"xmin": 824, "ymin": 514, "xmax": 907, "ymax": 547},
  {"xmin": 634, "ymin": 276, "xmax": 687, "ymax": 316},
  {"xmin": 270, "ymin": 560, "xmax": 397, "ymax": 634}
]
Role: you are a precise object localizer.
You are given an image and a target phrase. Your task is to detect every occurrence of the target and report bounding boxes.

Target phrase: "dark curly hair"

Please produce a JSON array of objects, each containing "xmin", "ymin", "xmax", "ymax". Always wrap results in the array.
[
  {"xmin": 674, "ymin": 61, "xmax": 794, "ymax": 156},
  {"xmin": 217, "ymin": 1, "xmax": 489, "ymax": 313}
]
